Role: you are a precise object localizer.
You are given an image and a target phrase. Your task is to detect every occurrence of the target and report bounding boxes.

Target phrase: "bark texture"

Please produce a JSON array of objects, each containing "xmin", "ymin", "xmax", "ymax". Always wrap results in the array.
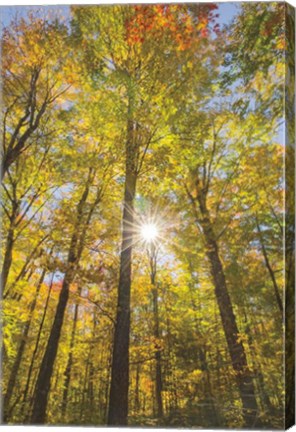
[
  {"xmin": 187, "ymin": 176, "xmax": 259, "ymax": 427},
  {"xmin": 108, "ymin": 116, "xmax": 138, "ymax": 426},
  {"xmin": 4, "ymin": 268, "xmax": 46, "ymax": 421},
  {"xmin": 30, "ymin": 177, "xmax": 92, "ymax": 424}
]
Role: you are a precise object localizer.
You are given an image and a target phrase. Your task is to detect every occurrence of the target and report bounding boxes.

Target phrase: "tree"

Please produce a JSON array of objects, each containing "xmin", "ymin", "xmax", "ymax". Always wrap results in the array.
[
  {"xmin": 2, "ymin": 4, "xmax": 289, "ymax": 428},
  {"xmin": 71, "ymin": 5, "xmax": 218, "ymax": 424},
  {"xmin": 1, "ymin": 14, "xmax": 70, "ymax": 179},
  {"xmin": 30, "ymin": 148, "xmax": 115, "ymax": 422}
]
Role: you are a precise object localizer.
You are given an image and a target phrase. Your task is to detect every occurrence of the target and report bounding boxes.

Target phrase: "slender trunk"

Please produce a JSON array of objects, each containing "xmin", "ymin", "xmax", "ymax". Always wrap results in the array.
[
  {"xmin": 22, "ymin": 274, "xmax": 55, "ymax": 421},
  {"xmin": 30, "ymin": 178, "xmax": 91, "ymax": 424},
  {"xmin": 151, "ymin": 362, "xmax": 156, "ymax": 418},
  {"xmin": 244, "ymin": 319, "xmax": 273, "ymax": 413},
  {"xmin": 108, "ymin": 116, "xmax": 138, "ymax": 426},
  {"xmin": 30, "ymin": 274, "xmax": 70, "ymax": 423},
  {"xmin": 2, "ymin": 94, "xmax": 48, "ymax": 180},
  {"xmin": 4, "ymin": 268, "xmax": 46, "ymax": 420},
  {"xmin": 61, "ymin": 289, "xmax": 81, "ymax": 418},
  {"xmin": 216, "ymin": 348, "xmax": 221, "ymax": 389},
  {"xmin": 1, "ymin": 225, "xmax": 14, "ymax": 295},
  {"xmin": 196, "ymin": 195, "xmax": 259, "ymax": 427},
  {"xmin": 256, "ymin": 218, "xmax": 283, "ymax": 313},
  {"xmin": 188, "ymin": 278, "xmax": 218, "ymax": 423},
  {"xmin": 2, "ymin": 195, "xmax": 19, "ymax": 295},
  {"xmin": 104, "ymin": 342, "xmax": 112, "ymax": 423},
  {"xmin": 80, "ymin": 356, "xmax": 90, "ymax": 422},
  {"xmin": 87, "ymin": 360, "xmax": 95, "ymax": 420},
  {"xmin": 152, "ymin": 284, "xmax": 163, "ymax": 420},
  {"xmin": 164, "ymin": 310, "xmax": 178, "ymax": 413},
  {"xmin": 149, "ymin": 245, "xmax": 163, "ymax": 420},
  {"xmin": 134, "ymin": 364, "xmax": 141, "ymax": 413}
]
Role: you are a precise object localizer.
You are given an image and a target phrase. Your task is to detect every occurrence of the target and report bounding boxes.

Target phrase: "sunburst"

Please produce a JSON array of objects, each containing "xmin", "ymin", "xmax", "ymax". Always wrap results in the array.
[{"xmin": 140, "ymin": 223, "xmax": 158, "ymax": 242}]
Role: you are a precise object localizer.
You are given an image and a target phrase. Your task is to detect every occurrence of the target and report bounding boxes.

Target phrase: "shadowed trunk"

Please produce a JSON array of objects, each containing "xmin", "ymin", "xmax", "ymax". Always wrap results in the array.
[
  {"xmin": 61, "ymin": 288, "xmax": 81, "ymax": 417},
  {"xmin": 256, "ymin": 218, "xmax": 283, "ymax": 313},
  {"xmin": 244, "ymin": 321, "xmax": 273, "ymax": 415},
  {"xmin": 185, "ymin": 178, "xmax": 259, "ymax": 428},
  {"xmin": 22, "ymin": 274, "xmax": 55, "ymax": 421},
  {"xmin": 30, "ymin": 176, "xmax": 92, "ymax": 424},
  {"xmin": 187, "ymin": 273, "xmax": 220, "ymax": 425},
  {"xmin": 1, "ymin": 197, "xmax": 18, "ymax": 295},
  {"xmin": 285, "ymin": 5, "xmax": 295, "ymax": 427},
  {"xmin": 30, "ymin": 272, "xmax": 71, "ymax": 424},
  {"xmin": 134, "ymin": 364, "xmax": 141, "ymax": 413},
  {"xmin": 108, "ymin": 115, "xmax": 138, "ymax": 426},
  {"xmin": 1, "ymin": 69, "xmax": 48, "ymax": 181},
  {"xmin": 153, "ymin": 295, "xmax": 164, "ymax": 421},
  {"xmin": 197, "ymin": 197, "xmax": 259, "ymax": 427},
  {"xmin": 150, "ymin": 257, "xmax": 163, "ymax": 421},
  {"xmin": 4, "ymin": 268, "xmax": 46, "ymax": 421}
]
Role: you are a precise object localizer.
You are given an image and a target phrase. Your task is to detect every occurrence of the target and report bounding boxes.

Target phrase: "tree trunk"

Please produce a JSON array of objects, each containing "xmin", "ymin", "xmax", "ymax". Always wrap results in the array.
[
  {"xmin": 4, "ymin": 268, "xmax": 46, "ymax": 421},
  {"xmin": 30, "ymin": 274, "xmax": 71, "ymax": 424},
  {"xmin": 134, "ymin": 364, "xmax": 141, "ymax": 413},
  {"xmin": 187, "ymin": 276, "xmax": 219, "ymax": 424},
  {"xmin": 1, "ymin": 195, "xmax": 19, "ymax": 295},
  {"xmin": 164, "ymin": 309, "xmax": 178, "ymax": 413},
  {"xmin": 87, "ymin": 360, "xmax": 95, "ymax": 421},
  {"xmin": 1, "ymin": 225, "xmax": 15, "ymax": 295},
  {"xmin": 108, "ymin": 116, "xmax": 138, "ymax": 426},
  {"xmin": 242, "ymin": 306, "xmax": 273, "ymax": 415},
  {"xmin": 256, "ymin": 218, "xmax": 283, "ymax": 313},
  {"xmin": 80, "ymin": 356, "xmax": 90, "ymax": 422},
  {"xmin": 196, "ymin": 195, "xmax": 259, "ymax": 427},
  {"xmin": 152, "ymin": 284, "xmax": 163, "ymax": 420},
  {"xmin": 104, "ymin": 343, "xmax": 112, "ymax": 423},
  {"xmin": 148, "ymin": 245, "xmax": 164, "ymax": 421},
  {"xmin": 61, "ymin": 289, "xmax": 81, "ymax": 418},
  {"xmin": 30, "ymin": 177, "xmax": 92, "ymax": 424},
  {"xmin": 22, "ymin": 273, "xmax": 55, "ymax": 421}
]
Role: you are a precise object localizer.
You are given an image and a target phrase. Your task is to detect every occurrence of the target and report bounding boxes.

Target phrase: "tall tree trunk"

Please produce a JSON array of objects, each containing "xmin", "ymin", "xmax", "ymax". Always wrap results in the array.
[
  {"xmin": 80, "ymin": 355, "xmax": 90, "ymax": 422},
  {"xmin": 61, "ymin": 288, "xmax": 81, "ymax": 418},
  {"xmin": 104, "ymin": 342, "xmax": 113, "ymax": 423},
  {"xmin": 87, "ymin": 360, "xmax": 95, "ymax": 421},
  {"xmin": 22, "ymin": 273, "xmax": 55, "ymax": 421},
  {"xmin": 164, "ymin": 309, "xmax": 178, "ymax": 413},
  {"xmin": 149, "ymin": 245, "xmax": 164, "ymax": 421},
  {"xmin": 1, "ymin": 225, "xmax": 15, "ymax": 294},
  {"xmin": 2, "ymin": 194, "xmax": 19, "ymax": 296},
  {"xmin": 4, "ymin": 268, "xmax": 46, "ymax": 421},
  {"xmin": 195, "ymin": 192, "xmax": 259, "ymax": 427},
  {"xmin": 256, "ymin": 218, "xmax": 283, "ymax": 313},
  {"xmin": 245, "ymin": 323, "xmax": 273, "ymax": 414},
  {"xmin": 134, "ymin": 364, "xmax": 141, "ymax": 413},
  {"xmin": 240, "ymin": 302, "xmax": 273, "ymax": 415},
  {"xmin": 152, "ymin": 284, "xmax": 163, "ymax": 420},
  {"xmin": 30, "ymin": 274, "xmax": 71, "ymax": 423},
  {"xmin": 108, "ymin": 115, "xmax": 138, "ymax": 426},
  {"xmin": 187, "ymin": 275, "xmax": 219, "ymax": 424},
  {"xmin": 30, "ymin": 177, "xmax": 92, "ymax": 424}
]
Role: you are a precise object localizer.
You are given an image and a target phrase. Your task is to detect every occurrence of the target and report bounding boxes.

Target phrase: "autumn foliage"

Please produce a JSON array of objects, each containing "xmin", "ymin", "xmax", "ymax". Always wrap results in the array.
[
  {"xmin": 125, "ymin": 4, "xmax": 219, "ymax": 49},
  {"xmin": 1, "ymin": 3, "xmax": 294, "ymax": 429}
]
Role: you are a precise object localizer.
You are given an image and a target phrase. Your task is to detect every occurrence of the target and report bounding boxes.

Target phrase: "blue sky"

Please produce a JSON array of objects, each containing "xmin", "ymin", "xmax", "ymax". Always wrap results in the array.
[{"xmin": 1, "ymin": 3, "xmax": 240, "ymax": 28}]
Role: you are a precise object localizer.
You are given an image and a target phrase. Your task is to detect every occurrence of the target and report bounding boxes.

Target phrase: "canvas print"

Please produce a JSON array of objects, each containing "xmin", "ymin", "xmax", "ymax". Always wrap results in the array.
[{"xmin": 1, "ymin": 2, "xmax": 295, "ymax": 429}]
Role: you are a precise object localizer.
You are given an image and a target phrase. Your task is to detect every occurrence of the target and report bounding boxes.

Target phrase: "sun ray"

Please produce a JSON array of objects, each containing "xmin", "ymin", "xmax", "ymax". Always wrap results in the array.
[{"xmin": 140, "ymin": 223, "xmax": 158, "ymax": 242}]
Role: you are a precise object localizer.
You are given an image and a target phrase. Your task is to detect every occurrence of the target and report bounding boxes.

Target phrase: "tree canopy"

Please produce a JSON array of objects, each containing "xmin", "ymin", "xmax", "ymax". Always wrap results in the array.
[{"xmin": 1, "ymin": 3, "xmax": 294, "ymax": 429}]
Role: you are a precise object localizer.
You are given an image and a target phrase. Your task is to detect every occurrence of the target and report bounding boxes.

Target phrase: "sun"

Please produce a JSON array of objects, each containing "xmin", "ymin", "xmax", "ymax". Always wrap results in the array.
[{"xmin": 140, "ymin": 223, "xmax": 158, "ymax": 242}]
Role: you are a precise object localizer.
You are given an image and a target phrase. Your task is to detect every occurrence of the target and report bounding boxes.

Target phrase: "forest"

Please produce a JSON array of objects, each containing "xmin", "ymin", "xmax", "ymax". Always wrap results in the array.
[{"xmin": 1, "ymin": 2, "xmax": 295, "ymax": 429}]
